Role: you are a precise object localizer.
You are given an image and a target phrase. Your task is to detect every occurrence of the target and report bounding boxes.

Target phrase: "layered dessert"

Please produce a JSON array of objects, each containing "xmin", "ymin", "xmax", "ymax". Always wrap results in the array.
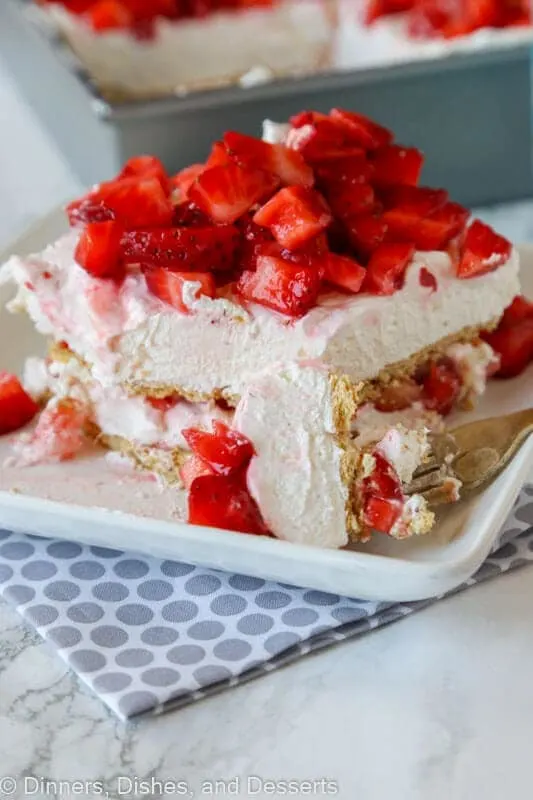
[
  {"xmin": 36, "ymin": 0, "xmax": 335, "ymax": 98},
  {"xmin": 1, "ymin": 107, "xmax": 531, "ymax": 548}
]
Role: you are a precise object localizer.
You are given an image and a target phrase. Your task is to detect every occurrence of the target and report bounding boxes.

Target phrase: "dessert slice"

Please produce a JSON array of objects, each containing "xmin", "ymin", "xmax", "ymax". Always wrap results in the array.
[
  {"xmin": 1, "ymin": 107, "xmax": 528, "ymax": 548},
  {"xmin": 36, "ymin": 0, "xmax": 335, "ymax": 98}
]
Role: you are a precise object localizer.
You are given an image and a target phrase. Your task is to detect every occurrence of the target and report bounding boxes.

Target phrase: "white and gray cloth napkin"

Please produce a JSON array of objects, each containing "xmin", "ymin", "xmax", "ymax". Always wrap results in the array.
[{"xmin": 1, "ymin": 486, "xmax": 533, "ymax": 720}]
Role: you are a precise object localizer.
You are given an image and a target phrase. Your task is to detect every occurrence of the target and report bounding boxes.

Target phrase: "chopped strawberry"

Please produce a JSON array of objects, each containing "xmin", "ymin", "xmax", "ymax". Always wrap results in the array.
[
  {"xmin": 290, "ymin": 110, "xmax": 331, "ymax": 128},
  {"xmin": 81, "ymin": 176, "xmax": 173, "ymax": 229},
  {"xmin": 499, "ymin": 295, "xmax": 533, "ymax": 328},
  {"xmin": 0, "ymin": 373, "xmax": 39, "ymax": 435},
  {"xmin": 237, "ymin": 215, "xmax": 276, "ymax": 270},
  {"xmin": 88, "ymin": 0, "xmax": 132, "ymax": 30},
  {"xmin": 188, "ymin": 473, "xmax": 267, "ymax": 535},
  {"xmin": 457, "ymin": 219, "xmax": 512, "ymax": 278},
  {"xmin": 179, "ymin": 453, "xmax": 215, "ymax": 490},
  {"xmin": 237, "ymin": 253, "xmax": 321, "ymax": 317},
  {"xmin": 363, "ymin": 496, "xmax": 402, "ymax": 534},
  {"xmin": 365, "ymin": 0, "xmax": 414, "ymax": 23},
  {"xmin": 363, "ymin": 243, "xmax": 415, "ymax": 295},
  {"xmin": 364, "ymin": 451, "xmax": 404, "ymax": 500},
  {"xmin": 253, "ymin": 186, "xmax": 332, "ymax": 250},
  {"xmin": 74, "ymin": 221, "xmax": 124, "ymax": 279},
  {"xmin": 223, "ymin": 131, "xmax": 314, "ymax": 187},
  {"xmin": 170, "ymin": 164, "xmax": 204, "ymax": 199},
  {"xmin": 120, "ymin": 225, "xmax": 240, "ymax": 271},
  {"xmin": 483, "ymin": 314, "xmax": 533, "ymax": 379},
  {"xmin": 119, "ymin": 155, "xmax": 168, "ymax": 190},
  {"xmin": 372, "ymin": 145, "xmax": 424, "ymax": 187},
  {"xmin": 182, "ymin": 420, "xmax": 255, "ymax": 476},
  {"xmin": 189, "ymin": 163, "xmax": 279, "ymax": 224},
  {"xmin": 316, "ymin": 154, "xmax": 374, "ymax": 189},
  {"xmin": 143, "ymin": 268, "xmax": 215, "ymax": 312},
  {"xmin": 205, "ymin": 141, "xmax": 233, "ymax": 169},
  {"xmin": 16, "ymin": 399, "xmax": 88, "ymax": 464},
  {"xmin": 344, "ymin": 213, "xmax": 389, "ymax": 257},
  {"xmin": 329, "ymin": 108, "xmax": 394, "ymax": 150},
  {"xmin": 327, "ymin": 183, "xmax": 376, "ymax": 220},
  {"xmin": 66, "ymin": 198, "xmax": 115, "ymax": 226},
  {"xmin": 171, "ymin": 202, "xmax": 210, "ymax": 227},
  {"xmin": 373, "ymin": 379, "xmax": 423, "ymax": 411},
  {"xmin": 419, "ymin": 266, "xmax": 438, "ymax": 291},
  {"xmin": 422, "ymin": 358, "xmax": 462, "ymax": 415},
  {"xmin": 323, "ymin": 253, "xmax": 366, "ymax": 294},
  {"xmin": 380, "ymin": 185, "xmax": 448, "ymax": 215}
]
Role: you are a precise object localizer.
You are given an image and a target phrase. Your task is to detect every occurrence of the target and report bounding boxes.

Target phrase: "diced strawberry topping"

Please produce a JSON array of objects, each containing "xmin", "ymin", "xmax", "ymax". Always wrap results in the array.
[
  {"xmin": 188, "ymin": 473, "xmax": 267, "ymax": 535},
  {"xmin": 76, "ymin": 176, "xmax": 173, "ymax": 229},
  {"xmin": 120, "ymin": 225, "xmax": 239, "ymax": 271},
  {"xmin": 364, "ymin": 451, "xmax": 404, "ymax": 500},
  {"xmin": 327, "ymin": 183, "xmax": 376, "ymax": 221},
  {"xmin": 179, "ymin": 453, "xmax": 215, "ymax": 490},
  {"xmin": 119, "ymin": 155, "xmax": 168, "ymax": 189},
  {"xmin": 422, "ymin": 358, "xmax": 462, "ymax": 415},
  {"xmin": 363, "ymin": 243, "xmax": 415, "ymax": 295},
  {"xmin": 418, "ymin": 266, "xmax": 438, "ymax": 291},
  {"xmin": 66, "ymin": 198, "xmax": 116, "ymax": 226},
  {"xmin": 253, "ymin": 186, "xmax": 332, "ymax": 250},
  {"xmin": 482, "ymin": 295, "xmax": 533, "ymax": 379},
  {"xmin": 362, "ymin": 451, "xmax": 404, "ymax": 534},
  {"xmin": 363, "ymin": 496, "xmax": 403, "ymax": 534},
  {"xmin": 499, "ymin": 295, "xmax": 533, "ymax": 327},
  {"xmin": 143, "ymin": 268, "xmax": 215, "ymax": 312},
  {"xmin": 223, "ymin": 131, "xmax": 314, "ymax": 188},
  {"xmin": 237, "ymin": 252, "xmax": 321, "ymax": 317},
  {"xmin": 323, "ymin": 253, "xmax": 366, "ymax": 294},
  {"xmin": 189, "ymin": 162, "xmax": 279, "ymax": 224},
  {"xmin": 182, "ymin": 420, "xmax": 254, "ymax": 476},
  {"xmin": 457, "ymin": 219, "xmax": 512, "ymax": 278},
  {"xmin": 169, "ymin": 164, "xmax": 204, "ymax": 200},
  {"xmin": 74, "ymin": 221, "xmax": 124, "ymax": 279},
  {"xmin": 16, "ymin": 399, "xmax": 88, "ymax": 464},
  {"xmin": 0, "ymin": 373, "xmax": 39, "ymax": 435},
  {"xmin": 344, "ymin": 213, "xmax": 389, "ymax": 257},
  {"xmin": 329, "ymin": 108, "xmax": 394, "ymax": 150},
  {"xmin": 372, "ymin": 145, "xmax": 424, "ymax": 186},
  {"xmin": 88, "ymin": 0, "xmax": 132, "ymax": 30},
  {"xmin": 373, "ymin": 379, "xmax": 423, "ymax": 411}
]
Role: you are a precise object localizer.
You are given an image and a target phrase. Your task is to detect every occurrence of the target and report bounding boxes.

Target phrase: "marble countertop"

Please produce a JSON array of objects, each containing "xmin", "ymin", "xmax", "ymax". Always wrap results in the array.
[{"xmin": 1, "ymin": 59, "xmax": 533, "ymax": 799}]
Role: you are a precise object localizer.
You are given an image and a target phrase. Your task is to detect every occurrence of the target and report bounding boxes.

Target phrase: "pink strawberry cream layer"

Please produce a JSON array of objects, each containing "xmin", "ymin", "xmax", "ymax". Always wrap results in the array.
[{"xmin": 1, "ymin": 230, "xmax": 520, "ymax": 401}]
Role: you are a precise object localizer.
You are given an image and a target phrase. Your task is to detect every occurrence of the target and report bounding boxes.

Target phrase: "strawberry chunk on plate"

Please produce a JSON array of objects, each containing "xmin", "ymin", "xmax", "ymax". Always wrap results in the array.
[
  {"xmin": 329, "ymin": 108, "xmax": 394, "ymax": 150},
  {"xmin": 120, "ymin": 225, "xmax": 240, "ymax": 271},
  {"xmin": 223, "ymin": 131, "xmax": 314, "ymax": 188},
  {"xmin": 457, "ymin": 219, "xmax": 512, "ymax": 278},
  {"xmin": 189, "ymin": 162, "xmax": 279, "ymax": 224},
  {"xmin": 188, "ymin": 473, "xmax": 267, "ymax": 535},
  {"xmin": 170, "ymin": 164, "xmax": 205, "ymax": 200},
  {"xmin": 364, "ymin": 451, "xmax": 404, "ymax": 501},
  {"xmin": 363, "ymin": 243, "xmax": 415, "ymax": 295},
  {"xmin": 119, "ymin": 154, "xmax": 169, "ymax": 190},
  {"xmin": 344, "ymin": 213, "xmax": 389, "ymax": 257},
  {"xmin": 253, "ymin": 186, "xmax": 332, "ymax": 249},
  {"xmin": 323, "ymin": 253, "xmax": 366, "ymax": 294},
  {"xmin": 182, "ymin": 420, "xmax": 255, "ymax": 476},
  {"xmin": 422, "ymin": 358, "xmax": 462, "ymax": 415},
  {"xmin": 74, "ymin": 221, "xmax": 124, "ymax": 279},
  {"xmin": 372, "ymin": 145, "xmax": 424, "ymax": 187},
  {"xmin": 363, "ymin": 495, "xmax": 402, "ymax": 534},
  {"xmin": 237, "ymin": 252, "xmax": 321, "ymax": 317},
  {"xmin": 0, "ymin": 372, "xmax": 39, "ymax": 435},
  {"xmin": 85, "ymin": 176, "xmax": 173, "ymax": 229},
  {"xmin": 143, "ymin": 267, "xmax": 215, "ymax": 313}
]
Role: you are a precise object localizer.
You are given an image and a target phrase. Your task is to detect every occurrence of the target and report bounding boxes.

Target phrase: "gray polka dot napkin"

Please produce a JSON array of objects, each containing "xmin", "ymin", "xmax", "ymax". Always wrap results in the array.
[{"xmin": 1, "ymin": 486, "xmax": 533, "ymax": 720}]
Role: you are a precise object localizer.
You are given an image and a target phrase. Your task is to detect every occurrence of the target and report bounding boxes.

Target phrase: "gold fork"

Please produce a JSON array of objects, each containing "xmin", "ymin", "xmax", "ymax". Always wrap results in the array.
[{"xmin": 405, "ymin": 408, "xmax": 533, "ymax": 505}]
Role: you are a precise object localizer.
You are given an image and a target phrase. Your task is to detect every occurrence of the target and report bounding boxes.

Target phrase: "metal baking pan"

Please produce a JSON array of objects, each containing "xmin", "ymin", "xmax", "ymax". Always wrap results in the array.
[{"xmin": 1, "ymin": 0, "xmax": 532, "ymax": 206}]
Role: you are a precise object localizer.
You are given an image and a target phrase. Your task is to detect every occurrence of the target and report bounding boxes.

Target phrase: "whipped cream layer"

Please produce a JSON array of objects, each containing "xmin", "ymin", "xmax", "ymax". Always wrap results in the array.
[
  {"xmin": 233, "ymin": 362, "xmax": 350, "ymax": 547},
  {"xmin": 43, "ymin": 1, "xmax": 332, "ymax": 95},
  {"xmin": 24, "ymin": 355, "xmax": 229, "ymax": 450},
  {"xmin": 2, "ymin": 231, "xmax": 520, "ymax": 401}
]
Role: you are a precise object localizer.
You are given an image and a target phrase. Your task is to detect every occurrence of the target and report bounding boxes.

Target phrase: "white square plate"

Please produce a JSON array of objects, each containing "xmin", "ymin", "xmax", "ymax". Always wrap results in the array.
[{"xmin": 1, "ymin": 208, "xmax": 532, "ymax": 601}]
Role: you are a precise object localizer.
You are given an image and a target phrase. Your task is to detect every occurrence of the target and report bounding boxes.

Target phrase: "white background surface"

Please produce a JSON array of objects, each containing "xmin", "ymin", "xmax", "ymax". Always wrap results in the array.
[{"xmin": 1, "ymin": 56, "xmax": 533, "ymax": 798}]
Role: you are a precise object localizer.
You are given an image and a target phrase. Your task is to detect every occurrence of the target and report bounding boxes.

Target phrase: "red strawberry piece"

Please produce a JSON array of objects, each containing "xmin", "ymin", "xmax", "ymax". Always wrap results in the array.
[
  {"xmin": 422, "ymin": 358, "xmax": 462, "ymax": 415},
  {"xmin": 179, "ymin": 453, "xmax": 215, "ymax": 490},
  {"xmin": 74, "ymin": 221, "xmax": 124, "ymax": 279},
  {"xmin": 253, "ymin": 186, "xmax": 332, "ymax": 250},
  {"xmin": 144, "ymin": 267, "xmax": 215, "ymax": 312},
  {"xmin": 66, "ymin": 197, "xmax": 115, "ymax": 226},
  {"xmin": 363, "ymin": 496, "xmax": 402, "ymax": 534},
  {"xmin": 372, "ymin": 145, "xmax": 424, "ymax": 187},
  {"xmin": 364, "ymin": 452, "xmax": 404, "ymax": 500},
  {"xmin": 380, "ymin": 185, "xmax": 448, "ymax": 215},
  {"xmin": 23, "ymin": 399, "xmax": 88, "ymax": 463},
  {"xmin": 289, "ymin": 110, "xmax": 331, "ymax": 128},
  {"xmin": 316, "ymin": 154, "xmax": 374, "ymax": 189},
  {"xmin": 121, "ymin": 225, "xmax": 240, "ymax": 271},
  {"xmin": 0, "ymin": 373, "xmax": 39, "ymax": 435},
  {"xmin": 171, "ymin": 201, "xmax": 210, "ymax": 227},
  {"xmin": 327, "ymin": 183, "xmax": 376, "ymax": 221},
  {"xmin": 286, "ymin": 118, "xmax": 353, "ymax": 163},
  {"xmin": 237, "ymin": 253, "xmax": 321, "ymax": 317},
  {"xmin": 188, "ymin": 473, "xmax": 267, "ymax": 535},
  {"xmin": 91, "ymin": 176, "xmax": 174, "ymax": 228},
  {"xmin": 237, "ymin": 216, "xmax": 276, "ymax": 270},
  {"xmin": 365, "ymin": 0, "xmax": 415, "ymax": 23},
  {"xmin": 205, "ymin": 141, "xmax": 233, "ymax": 169},
  {"xmin": 344, "ymin": 213, "xmax": 389, "ymax": 257},
  {"xmin": 280, "ymin": 231, "xmax": 329, "ymax": 270},
  {"xmin": 363, "ymin": 243, "xmax": 415, "ymax": 295},
  {"xmin": 483, "ymin": 322, "xmax": 533, "ymax": 379},
  {"xmin": 189, "ymin": 163, "xmax": 279, "ymax": 224},
  {"xmin": 329, "ymin": 108, "xmax": 394, "ymax": 150},
  {"xmin": 182, "ymin": 420, "xmax": 255, "ymax": 476},
  {"xmin": 223, "ymin": 131, "xmax": 314, "ymax": 187},
  {"xmin": 119, "ymin": 155, "xmax": 168, "ymax": 190},
  {"xmin": 88, "ymin": 0, "xmax": 132, "ymax": 30},
  {"xmin": 147, "ymin": 395, "xmax": 180, "ymax": 412},
  {"xmin": 499, "ymin": 295, "xmax": 533, "ymax": 328},
  {"xmin": 373, "ymin": 379, "xmax": 423, "ymax": 412},
  {"xmin": 169, "ymin": 164, "xmax": 204, "ymax": 199},
  {"xmin": 384, "ymin": 199, "xmax": 467, "ymax": 251},
  {"xmin": 323, "ymin": 253, "xmax": 366, "ymax": 294},
  {"xmin": 419, "ymin": 266, "xmax": 438, "ymax": 291},
  {"xmin": 457, "ymin": 219, "xmax": 512, "ymax": 279}
]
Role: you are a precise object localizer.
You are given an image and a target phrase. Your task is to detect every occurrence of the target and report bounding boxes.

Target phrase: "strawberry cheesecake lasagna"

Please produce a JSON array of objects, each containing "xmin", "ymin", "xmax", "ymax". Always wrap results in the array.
[
  {"xmin": 1, "ymin": 107, "xmax": 527, "ymax": 549},
  {"xmin": 35, "ymin": 0, "xmax": 335, "ymax": 98}
]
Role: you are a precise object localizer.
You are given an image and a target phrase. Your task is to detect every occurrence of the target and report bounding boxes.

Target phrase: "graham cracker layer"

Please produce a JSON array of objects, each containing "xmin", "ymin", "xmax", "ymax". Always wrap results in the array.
[{"xmin": 95, "ymin": 428, "xmax": 188, "ymax": 486}]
